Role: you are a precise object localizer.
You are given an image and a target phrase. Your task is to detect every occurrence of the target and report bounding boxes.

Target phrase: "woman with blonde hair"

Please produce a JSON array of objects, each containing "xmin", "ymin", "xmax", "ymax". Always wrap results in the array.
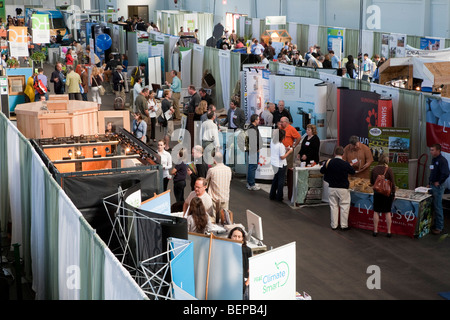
[
  {"xmin": 195, "ymin": 100, "xmax": 207, "ymax": 121},
  {"xmin": 298, "ymin": 123, "xmax": 320, "ymax": 165},
  {"xmin": 90, "ymin": 66, "xmax": 104, "ymax": 108}
]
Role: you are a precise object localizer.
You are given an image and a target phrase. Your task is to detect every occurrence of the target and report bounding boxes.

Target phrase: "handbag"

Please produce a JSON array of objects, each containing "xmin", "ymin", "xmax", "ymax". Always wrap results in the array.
[
  {"xmin": 372, "ymin": 166, "xmax": 392, "ymax": 197},
  {"xmin": 93, "ymin": 76, "xmax": 105, "ymax": 95}
]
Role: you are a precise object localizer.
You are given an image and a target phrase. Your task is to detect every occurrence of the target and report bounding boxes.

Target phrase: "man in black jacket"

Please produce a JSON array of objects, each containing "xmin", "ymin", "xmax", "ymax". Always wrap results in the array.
[
  {"xmin": 273, "ymin": 100, "xmax": 293, "ymax": 125},
  {"xmin": 320, "ymin": 146, "xmax": 356, "ymax": 230},
  {"xmin": 246, "ymin": 114, "xmax": 263, "ymax": 191},
  {"xmin": 50, "ymin": 62, "xmax": 65, "ymax": 94}
]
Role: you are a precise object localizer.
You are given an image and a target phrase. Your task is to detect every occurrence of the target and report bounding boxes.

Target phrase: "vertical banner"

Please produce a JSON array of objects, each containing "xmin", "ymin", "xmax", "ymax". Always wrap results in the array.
[
  {"xmin": 241, "ymin": 67, "xmax": 270, "ymax": 122},
  {"xmin": 368, "ymin": 127, "xmax": 410, "ymax": 189},
  {"xmin": 31, "ymin": 14, "xmax": 50, "ymax": 44},
  {"xmin": 8, "ymin": 26, "xmax": 29, "ymax": 57},
  {"xmin": 337, "ymin": 88, "xmax": 385, "ymax": 146},
  {"xmin": 249, "ymin": 242, "xmax": 296, "ymax": 300},
  {"xmin": 219, "ymin": 50, "xmax": 231, "ymax": 111},
  {"xmin": 327, "ymin": 27, "xmax": 345, "ymax": 60}
]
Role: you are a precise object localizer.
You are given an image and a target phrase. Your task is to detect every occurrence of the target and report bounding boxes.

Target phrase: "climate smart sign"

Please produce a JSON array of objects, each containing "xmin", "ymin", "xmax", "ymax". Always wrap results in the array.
[{"xmin": 249, "ymin": 242, "xmax": 296, "ymax": 300}]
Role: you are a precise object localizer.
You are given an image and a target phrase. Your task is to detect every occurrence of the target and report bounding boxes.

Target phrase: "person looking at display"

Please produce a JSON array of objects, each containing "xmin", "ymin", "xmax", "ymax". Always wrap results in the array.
[
  {"xmin": 342, "ymin": 135, "xmax": 374, "ymax": 179},
  {"xmin": 427, "ymin": 144, "xmax": 450, "ymax": 235},
  {"xmin": 370, "ymin": 154, "xmax": 395, "ymax": 237},
  {"xmin": 186, "ymin": 197, "xmax": 214, "ymax": 234},
  {"xmin": 132, "ymin": 112, "xmax": 147, "ymax": 143},
  {"xmin": 299, "ymin": 124, "xmax": 320, "ymax": 166},
  {"xmin": 270, "ymin": 129, "xmax": 293, "ymax": 202}
]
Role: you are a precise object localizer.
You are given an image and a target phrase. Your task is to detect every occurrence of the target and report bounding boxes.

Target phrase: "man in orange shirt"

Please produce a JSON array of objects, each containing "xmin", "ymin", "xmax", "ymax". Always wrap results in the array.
[
  {"xmin": 342, "ymin": 135, "xmax": 374, "ymax": 179},
  {"xmin": 279, "ymin": 117, "xmax": 301, "ymax": 200}
]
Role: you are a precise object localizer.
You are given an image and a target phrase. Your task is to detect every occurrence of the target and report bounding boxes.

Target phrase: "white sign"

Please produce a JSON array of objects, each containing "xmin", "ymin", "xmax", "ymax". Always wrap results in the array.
[
  {"xmin": 265, "ymin": 16, "xmax": 286, "ymax": 25},
  {"xmin": 249, "ymin": 242, "xmax": 296, "ymax": 300}
]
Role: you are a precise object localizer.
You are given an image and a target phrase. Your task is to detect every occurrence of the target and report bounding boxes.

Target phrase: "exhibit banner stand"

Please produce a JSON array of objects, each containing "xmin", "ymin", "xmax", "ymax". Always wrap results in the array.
[{"xmin": 249, "ymin": 242, "xmax": 296, "ymax": 300}]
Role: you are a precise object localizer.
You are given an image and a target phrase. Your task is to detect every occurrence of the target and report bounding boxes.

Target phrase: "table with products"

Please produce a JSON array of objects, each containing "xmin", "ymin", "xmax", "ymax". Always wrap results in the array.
[{"xmin": 348, "ymin": 177, "xmax": 433, "ymax": 238}]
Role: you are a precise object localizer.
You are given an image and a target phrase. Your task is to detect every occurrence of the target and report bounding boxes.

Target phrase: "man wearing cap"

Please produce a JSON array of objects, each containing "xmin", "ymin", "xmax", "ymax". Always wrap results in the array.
[{"xmin": 113, "ymin": 65, "xmax": 126, "ymax": 103}]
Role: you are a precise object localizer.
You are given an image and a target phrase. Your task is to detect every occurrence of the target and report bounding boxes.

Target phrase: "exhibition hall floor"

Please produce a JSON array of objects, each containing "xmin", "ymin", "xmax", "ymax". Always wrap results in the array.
[{"xmin": 4, "ymin": 63, "xmax": 450, "ymax": 301}]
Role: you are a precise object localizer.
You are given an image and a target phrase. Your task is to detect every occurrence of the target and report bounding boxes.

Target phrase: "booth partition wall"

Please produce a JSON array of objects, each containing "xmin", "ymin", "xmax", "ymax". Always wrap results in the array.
[{"xmin": 0, "ymin": 112, "xmax": 148, "ymax": 300}]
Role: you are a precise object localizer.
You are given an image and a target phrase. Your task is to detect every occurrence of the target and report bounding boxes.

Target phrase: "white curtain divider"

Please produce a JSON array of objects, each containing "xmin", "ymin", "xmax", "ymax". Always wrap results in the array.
[
  {"xmin": 239, "ymin": 16, "xmax": 245, "ymax": 38},
  {"xmin": 103, "ymin": 247, "xmax": 148, "ymax": 300},
  {"xmin": 30, "ymin": 147, "xmax": 46, "ymax": 299},
  {"xmin": 308, "ymin": 24, "xmax": 319, "ymax": 49},
  {"xmin": 192, "ymin": 44, "xmax": 204, "ymax": 89},
  {"xmin": 362, "ymin": 30, "xmax": 374, "ymax": 59},
  {"xmin": 7, "ymin": 124, "xmax": 22, "ymax": 254},
  {"xmin": 58, "ymin": 189, "xmax": 81, "ymax": 300},
  {"xmin": 219, "ymin": 50, "xmax": 231, "ymax": 111},
  {"xmin": 181, "ymin": 49, "xmax": 192, "ymax": 88},
  {"xmin": 252, "ymin": 18, "xmax": 261, "ymax": 41}
]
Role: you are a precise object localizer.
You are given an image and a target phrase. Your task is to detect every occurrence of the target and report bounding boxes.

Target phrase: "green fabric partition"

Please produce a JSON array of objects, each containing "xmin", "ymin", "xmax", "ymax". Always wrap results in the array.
[
  {"xmin": 19, "ymin": 135, "xmax": 32, "ymax": 280},
  {"xmin": 299, "ymin": 24, "xmax": 310, "ymax": 57},
  {"xmin": 230, "ymin": 51, "xmax": 241, "ymax": 98},
  {"xmin": 0, "ymin": 113, "xmax": 9, "ymax": 234},
  {"xmin": 407, "ymin": 35, "xmax": 421, "ymax": 49},
  {"xmin": 203, "ymin": 46, "xmax": 224, "ymax": 110},
  {"xmin": 373, "ymin": 32, "xmax": 382, "ymax": 58},
  {"xmin": 344, "ymin": 29, "xmax": 359, "ymax": 58},
  {"xmin": 397, "ymin": 90, "xmax": 424, "ymax": 159},
  {"xmin": 317, "ymin": 26, "xmax": 328, "ymax": 55},
  {"xmin": 44, "ymin": 172, "xmax": 60, "ymax": 300},
  {"xmin": 79, "ymin": 217, "xmax": 105, "ymax": 300},
  {"xmin": 245, "ymin": 17, "xmax": 252, "ymax": 41}
]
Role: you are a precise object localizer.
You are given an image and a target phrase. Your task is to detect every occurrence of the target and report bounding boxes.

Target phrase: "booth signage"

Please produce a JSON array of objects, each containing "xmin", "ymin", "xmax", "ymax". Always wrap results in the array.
[
  {"xmin": 31, "ymin": 14, "xmax": 50, "ymax": 44},
  {"xmin": 265, "ymin": 16, "xmax": 286, "ymax": 25},
  {"xmin": 249, "ymin": 242, "xmax": 296, "ymax": 300}
]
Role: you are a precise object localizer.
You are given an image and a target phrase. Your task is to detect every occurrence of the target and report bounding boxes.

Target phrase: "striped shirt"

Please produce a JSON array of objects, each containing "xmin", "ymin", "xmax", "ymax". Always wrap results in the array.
[{"xmin": 205, "ymin": 163, "xmax": 232, "ymax": 202}]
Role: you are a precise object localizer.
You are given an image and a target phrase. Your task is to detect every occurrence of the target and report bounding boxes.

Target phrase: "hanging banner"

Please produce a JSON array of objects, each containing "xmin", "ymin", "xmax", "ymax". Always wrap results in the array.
[
  {"xmin": 31, "ymin": 14, "xmax": 50, "ymax": 44},
  {"xmin": 385, "ymin": 33, "xmax": 407, "ymax": 58},
  {"xmin": 368, "ymin": 126, "xmax": 410, "ymax": 189},
  {"xmin": 249, "ymin": 242, "xmax": 296, "ymax": 300},
  {"xmin": 420, "ymin": 37, "xmax": 443, "ymax": 51},
  {"xmin": 327, "ymin": 27, "xmax": 344, "ymax": 57},
  {"xmin": 8, "ymin": 26, "xmax": 29, "ymax": 57},
  {"xmin": 337, "ymin": 88, "xmax": 394, "ymax": 147},
  {"xmin": 241, "ymin": 68, "xmax": 270, "ymax": 122}
]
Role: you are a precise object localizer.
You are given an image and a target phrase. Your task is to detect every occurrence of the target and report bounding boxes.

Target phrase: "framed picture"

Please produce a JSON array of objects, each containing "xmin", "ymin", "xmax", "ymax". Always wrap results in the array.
[
  {"xmin": 98, "ymin": 110, "xmax": 130, "ymax": 134},
  {"xmin": 8, "ymin": 75, "xmax": 25, "ymax": 95}
]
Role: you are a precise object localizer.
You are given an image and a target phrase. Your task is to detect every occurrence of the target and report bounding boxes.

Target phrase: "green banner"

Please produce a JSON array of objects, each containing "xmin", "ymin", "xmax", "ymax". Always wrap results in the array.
[{"xmin": 369, "ymin": 127, "xmax": 411, "ymax": 189}]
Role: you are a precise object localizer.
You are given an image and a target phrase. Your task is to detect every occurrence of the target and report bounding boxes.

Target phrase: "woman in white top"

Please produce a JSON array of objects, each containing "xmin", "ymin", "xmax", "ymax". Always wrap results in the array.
[
  {"xmin": 157, "ymin": 139, "xmax": 172, "ymax": 191},
  {"xmin": 269, "ymin": 129, "xmax": 293, "ymax": 202},
  {"xmin": 147, "ymin": 90, "xmax": 158, "ymax": 142}
]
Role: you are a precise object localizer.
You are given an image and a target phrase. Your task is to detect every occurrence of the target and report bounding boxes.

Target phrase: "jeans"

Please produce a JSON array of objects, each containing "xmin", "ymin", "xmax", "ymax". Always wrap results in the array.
[
  {"xmin": 431, "ymin": 183, "xmax": 445, "ymax": 231},
  {"xmin": 247, "ymin": 152, "xmax": 259, "ymax": 187},
  {"xmin": 270, "ymin": 165, "xmax": 286, "ymax": 201}
]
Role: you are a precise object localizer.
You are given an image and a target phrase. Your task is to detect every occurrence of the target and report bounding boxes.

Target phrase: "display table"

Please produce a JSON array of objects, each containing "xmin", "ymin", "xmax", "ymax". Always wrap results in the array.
[
  {"xmin": 291, "ymin": 165, "xmax": 324, "ymax": 206},
  {"xmin": 15, "ymin": 99, "xmax": 99, "ymax": 139},
  {"xmin": 349, "ymin": 189, "xmax": 433, "ymax": 238}
]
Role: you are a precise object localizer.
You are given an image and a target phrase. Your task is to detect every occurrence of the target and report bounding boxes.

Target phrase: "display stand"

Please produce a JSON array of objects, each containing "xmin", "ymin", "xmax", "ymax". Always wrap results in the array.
[
  {"xmin": 291, "ymin": 165, "xmax": 324, "ymax": 206},
  {"xmin": 348, "ymin": 189, "xmax": 433, "ymax": 238}
]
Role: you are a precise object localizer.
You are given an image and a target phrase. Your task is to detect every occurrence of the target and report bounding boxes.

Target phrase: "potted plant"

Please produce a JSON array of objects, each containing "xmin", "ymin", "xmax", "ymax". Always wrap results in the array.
[
  {"xmin": 30, "ymin": 51, "xmax": 46, "ymax": 69},
  {"xmin": 6, "ymin": 57, "xmax": 19, "ymax": 68}
]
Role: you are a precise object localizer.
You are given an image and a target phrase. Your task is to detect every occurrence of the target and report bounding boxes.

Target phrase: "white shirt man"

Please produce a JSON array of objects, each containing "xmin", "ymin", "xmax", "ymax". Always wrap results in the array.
[{"xmin": 201, "ymin": 111, "xmax": 220, "ymax": 149}]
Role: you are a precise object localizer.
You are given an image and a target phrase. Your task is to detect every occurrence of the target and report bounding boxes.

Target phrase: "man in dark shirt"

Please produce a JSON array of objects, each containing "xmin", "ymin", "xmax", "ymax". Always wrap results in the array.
[
  {"xmin": 50, "ymin": 62, "xmax": 65, "ymax": 94},
  {"xmin": 428, "ymin": 144, "xmax": 450, "ymax": 234},
  {"xmin": 320, "ymin": 145, "xmax": 356, "ymax": 230},
  {"xmin": 246, "ymin": 114, "xmax": 263, "ymax": 191},
  {"xmin": 187, "ymin": 145, "xmax": 210, "ymax": 191},
  {"xmin": 199, "ymin": 88, "xmax": 213, "ymax": 106},
  {"xmin": 187, "ymin": 85, "xmax": 201, "ymax": 114},
  {"xmin": 273, "ymin": 100, "xmax": 293, "ymax": 125}
]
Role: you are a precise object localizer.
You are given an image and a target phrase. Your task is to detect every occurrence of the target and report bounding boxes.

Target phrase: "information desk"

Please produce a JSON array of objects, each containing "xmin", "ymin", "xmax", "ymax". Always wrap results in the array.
[
  {"xmin": 349, "ymin": 189, "xmax": 433, "ymax": 238},
  {"xmin": 291, "ymin": 165, "xmax": 324, "ymax": 206}
]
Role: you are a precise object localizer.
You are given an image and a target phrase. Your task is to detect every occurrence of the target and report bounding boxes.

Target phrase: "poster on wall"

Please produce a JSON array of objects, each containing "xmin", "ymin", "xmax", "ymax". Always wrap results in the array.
[
  {"xmin": 249, "ymin": 242, "xmax": 296, "ymax": 300},
  {"xmin": 368, "ymin": 127, "xmax": 411, "ymax": 189},
  {"xmin": 420, "ymin": 37, "xmax": 443, "ymax": 51},
  {"xmin": 337, "ymin": 88, "xmax": 394, "ymax": 147},
  {"xmin": 8, "ymin": 26, "xmax": 28, "ymax": 57},
  {"xmin": 387, "ymin": 33, "xmax": 407, "ymax": 58},
  {"xmin": 31, "ymin": 14, "xmax": 50, "ymax": 44},
  {"xmin": 327, "ymin": 27, "xmax": 344, "ymax": 58},
  {"xmin": 274, "ymin": 76, "xmax": 327, "ymax": 140}
]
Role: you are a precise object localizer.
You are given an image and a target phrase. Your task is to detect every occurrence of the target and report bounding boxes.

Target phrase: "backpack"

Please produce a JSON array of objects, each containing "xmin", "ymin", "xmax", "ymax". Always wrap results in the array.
[
  {"xmin": 114, "ymin": 96, "xmax": 124, "ymax": 110},
  {"xmin": 33, "ymin": 77, "xmax": 47, "ymax": 95}
]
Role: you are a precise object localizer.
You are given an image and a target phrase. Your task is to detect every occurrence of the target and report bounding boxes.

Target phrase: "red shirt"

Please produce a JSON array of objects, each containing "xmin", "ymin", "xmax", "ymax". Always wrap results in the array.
[
  {"xmin": 66, "ymin": 54, "xmax": 74, "ymax": 65},
  {"xmin": 282, "ymin": 125, "xmax": 301, "ymax": 148}
]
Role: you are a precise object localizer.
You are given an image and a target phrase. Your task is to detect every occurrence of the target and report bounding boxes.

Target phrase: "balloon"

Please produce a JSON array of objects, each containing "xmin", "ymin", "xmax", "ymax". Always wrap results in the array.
[{"xmin": 96, "ymin": 34, "xmax": 112, "ymax": 51}]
